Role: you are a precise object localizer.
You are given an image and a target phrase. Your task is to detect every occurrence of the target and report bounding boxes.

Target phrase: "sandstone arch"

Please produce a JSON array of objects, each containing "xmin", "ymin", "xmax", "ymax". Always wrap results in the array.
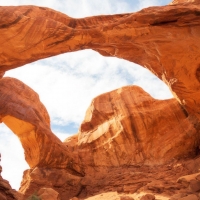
[
  {"xmin": 0, "ymin": 77, "xmax": 82, "ymax": 174},
  {"xmin": 0, "ymin": 3, "xmax": 200, "ymax": 120},
  {"xmin": 0, "ymin": 1, "xmax": 200, "ymax": 199}
]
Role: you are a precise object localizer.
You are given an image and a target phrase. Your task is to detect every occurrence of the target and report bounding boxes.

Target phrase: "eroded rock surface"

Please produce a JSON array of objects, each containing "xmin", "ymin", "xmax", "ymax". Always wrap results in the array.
[
  {"xmin": 170, "ymin": 0, "xmax": 200, "ymax": 4},
  {"xmin": 65, "ymin": 86, "xmax": 200, "ymax": 167},
  {"xmin": 0, "ymin": 0, "xmax": 200, "ymax": 200},
  {"xmin": 0, "ymin": 2, "xmax": 200, "ymax": 121},
  {"xmin": 20, "ymin": 157, "xmax": 200, "ymax": 200},
  {"xmin": 16, "ymin": 85, "xmax": 200, "ymax": 199},
  {"xmin": 0, "ymin": 77, "xmax": 82, "ymax": 174}
]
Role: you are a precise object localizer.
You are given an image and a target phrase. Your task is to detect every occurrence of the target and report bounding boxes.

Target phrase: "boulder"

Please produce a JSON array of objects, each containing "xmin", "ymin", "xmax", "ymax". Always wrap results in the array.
[{"xmin": 38, "ymin": 188, "xmax": 60, "ymax": 200}]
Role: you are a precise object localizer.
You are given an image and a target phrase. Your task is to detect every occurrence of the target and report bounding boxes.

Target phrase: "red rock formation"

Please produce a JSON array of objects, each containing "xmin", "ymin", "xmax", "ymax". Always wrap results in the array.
[
  {"xmin": 37, "ymin": 188, "xmax": 60, "ymax": 200},
  {"xmin": 170, "ymin": 0, "xmax": 200, "ymax": 4},
  {"xmin": 20, "ymin": 167, "xmax": 82, "ymax": 200},
  {"xmin": 0, "ymin": 77, "xmax": 82, "ymax": 174},
  {"xmin": 65, "ymin": 86, "xmax": 200, "ymax": 167},
  {"xmin": 21, "ymin": 157, "xmax": 200, "ymax": 200},
  {"xmin": 0, "ymin": 0, "xmax": 200, "ymax": 199},
  {"xmin": 0, "ymin": 2, "xmax": 200, "ymax": 121},
  {"xmin": 18, "ymin": 85, "xmax": 200, "ymax": 199}
]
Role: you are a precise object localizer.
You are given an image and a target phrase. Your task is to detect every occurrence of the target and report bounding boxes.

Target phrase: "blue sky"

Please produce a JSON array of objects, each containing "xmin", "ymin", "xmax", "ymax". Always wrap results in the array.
[{"xmin": 0, "ymin": 0, "xmax": 172, "ymax": 190}]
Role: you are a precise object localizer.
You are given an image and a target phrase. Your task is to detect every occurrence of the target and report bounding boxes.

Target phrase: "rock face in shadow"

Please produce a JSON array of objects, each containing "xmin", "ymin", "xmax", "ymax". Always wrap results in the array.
[
  {"xmin": 0, "ymin": 0, "xmax": 200, "ymax": 199},
  {"xmin": 0, "ymin": 154, "xmax": 23, "ymax": 200},
  {"xmin": 0, "ymin": 170, "xmax": 20, "ymax": 200}
]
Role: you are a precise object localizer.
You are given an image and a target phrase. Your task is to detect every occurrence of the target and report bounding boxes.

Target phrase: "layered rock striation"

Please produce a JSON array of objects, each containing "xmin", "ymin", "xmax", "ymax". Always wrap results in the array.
[
  {"xmin": 0, "ymin": 2, "xmax": 200, "ymax": 120},
  {"xmin": 0, "ymin": 77, "xmax": 82, "ymax": 173},
  {"xmin": 0, "ymin": 0, "xmax": 200, "ymax": 199},
  {"xmin": 2, "ymin": 82, "xmax": 199, "ymax": 199},
  {"xmin": 65, "ymin": 86, "xmax": 200, "ymax": 167}
]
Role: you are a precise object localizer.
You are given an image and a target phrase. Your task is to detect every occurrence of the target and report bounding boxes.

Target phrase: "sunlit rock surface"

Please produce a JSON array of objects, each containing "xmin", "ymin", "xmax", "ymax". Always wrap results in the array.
[
  {"xmin": 65, "ymin": 86, "xmax": 199, "ymax": 167},
  {"xmin": 0, "ymin": 77, "xmax": 82, "ymax": 174},
  {"xmin": 0, "ymin": 0, "xmax": 200, "ymax": 199},
  {"xmin": 170, "ymin": 0, "xmax": 200, "ymax": 4},
  {"xmin": 0, "ymin": 2, "xmax": 200, "ymax": 120},
  {"xmin": 2, "ymin": 81, "xmax": 199, "ymax": 199}
]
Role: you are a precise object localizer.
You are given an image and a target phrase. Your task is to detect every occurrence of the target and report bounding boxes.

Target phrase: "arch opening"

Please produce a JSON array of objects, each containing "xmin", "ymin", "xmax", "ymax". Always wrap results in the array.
[
  {"xmin": 0, "ymin": 0, "xmax": 174, "ymax": 190},
  {"xmin": 0, "ymin": 49, "xmax": 173, "ymax": 189}
]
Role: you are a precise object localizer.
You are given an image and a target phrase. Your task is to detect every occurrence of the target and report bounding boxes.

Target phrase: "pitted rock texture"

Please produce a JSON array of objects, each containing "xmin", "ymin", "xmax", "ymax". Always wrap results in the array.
[
  {"xmin": 20, "ymin": 167, "xmax": 82, "ymax": 200},
  {"xmin": 20, "ymin": 157, "xmax": 200, "ymax": 200},
  {"xmin": 37, "ymin": 188, "xmax": 60, "ymax": 200}
]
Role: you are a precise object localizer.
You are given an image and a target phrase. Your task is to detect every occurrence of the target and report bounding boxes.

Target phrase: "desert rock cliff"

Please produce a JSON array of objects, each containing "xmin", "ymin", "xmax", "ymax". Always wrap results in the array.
[
  {"xmin": 0, "ymin": 0, "xmax": 200, "ymax": 199},
  {"xmin": 18, "ymin": 90, "xmax": 200, "ymax": 199},
  {"xmin": 66, "ymin": 86, "xmax": 199, "ymax": 167}
]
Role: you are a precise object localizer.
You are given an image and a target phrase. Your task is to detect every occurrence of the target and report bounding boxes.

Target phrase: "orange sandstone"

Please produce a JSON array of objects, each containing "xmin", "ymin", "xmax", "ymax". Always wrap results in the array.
[
  {"xmin": 19, "ymin": 85, "xmax": 200, "ymax": 199},
  {"xmin": 0, "ymin": 0, "xmax": 199, "ymax": 199},
  {"xmin": 0, "ymin": 3, "xmax": 200, "ymax": 120},
  {"xmin": 72, "ymin": 86, "xmax": 199, "ymax": 166},
  {"xmin": 0, "ymin": 77, "xmax": 82, "ymax": 174}
]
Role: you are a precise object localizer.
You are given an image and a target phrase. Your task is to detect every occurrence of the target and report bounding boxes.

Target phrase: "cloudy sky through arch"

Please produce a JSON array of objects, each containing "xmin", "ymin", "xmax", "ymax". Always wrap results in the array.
[{"xmin": 0, "ymin": 0, "xmax": 172, "ymax": 190}]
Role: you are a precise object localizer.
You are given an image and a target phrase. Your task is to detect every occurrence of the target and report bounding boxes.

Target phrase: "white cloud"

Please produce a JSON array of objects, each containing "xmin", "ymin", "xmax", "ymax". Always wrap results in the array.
[
  {"xmin": 138, "ymin": 0, "xmax": 160, "ymax": 9},
  {"xmin": 5, "ymin": 50, "xmax": 172, "ymax": 126},
  {"xmin": 0, "ymin": 0, "xmax": 130, "ymax": 17},
  {"xmin": 0, "ymin": 123, "xmax": 29, "ymax": 190},
  {"xmin": 0, "ymin": 0, "xmax": 173, "ymax": 190},
  {"xmin": 54, "ymin": 131, "xmax": 73, "ymax": 142},
  {"xmin": 5, "ymin": 51, "xmax": 129, "ymax": 125},
  {"xmin": 0, "ymin": 0, "xmax": 172, "ymax": 17}
]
